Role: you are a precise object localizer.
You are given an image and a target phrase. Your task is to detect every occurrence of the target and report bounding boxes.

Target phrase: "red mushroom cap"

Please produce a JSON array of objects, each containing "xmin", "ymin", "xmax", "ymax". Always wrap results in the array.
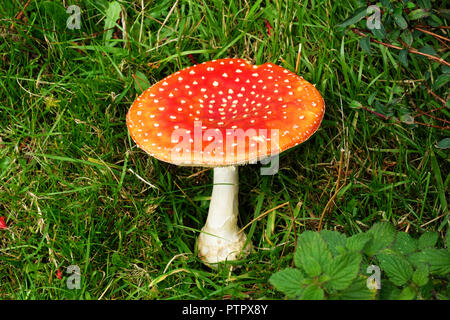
[{"xmin": 127, "ymin": 58, "xmax": 325, "ymax": 166}]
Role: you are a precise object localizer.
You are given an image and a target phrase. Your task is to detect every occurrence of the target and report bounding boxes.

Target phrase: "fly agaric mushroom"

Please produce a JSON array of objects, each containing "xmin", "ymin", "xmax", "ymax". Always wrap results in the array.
[{"xmin": 127, "ymin": 58, "xmax": 324, "ymax": 266}]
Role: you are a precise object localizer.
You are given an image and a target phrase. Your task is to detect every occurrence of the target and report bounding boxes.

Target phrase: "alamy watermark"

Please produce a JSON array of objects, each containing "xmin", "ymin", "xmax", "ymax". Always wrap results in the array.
[
  {"xmin": 366, "ymin": 265, "xmax": 382, "ymax": 290},
  {"xmin": 366, "ymin": 5, "xmax": 381, "ymax": 30},
  {"xmin": 168, "ymin": 121, "xmax": 280, "ymax": 175},
  {"xmin": 66, "ymin": 5, "xmax": 81, "ymax": 30},
  {"xmin": 66, "ymin": 265, "xmax": 81, "ymax": 289}
]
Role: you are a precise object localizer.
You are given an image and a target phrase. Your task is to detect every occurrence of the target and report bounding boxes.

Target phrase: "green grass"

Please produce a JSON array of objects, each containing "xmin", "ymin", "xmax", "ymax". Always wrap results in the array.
[{"xmin": 0, "ymin": 0, "xmax": 448, "ymax": 299}]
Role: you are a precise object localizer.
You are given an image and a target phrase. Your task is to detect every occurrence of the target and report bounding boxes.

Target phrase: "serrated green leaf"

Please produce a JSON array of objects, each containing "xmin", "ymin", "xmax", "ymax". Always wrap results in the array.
[
  {"xmin": 397, "ymin": 286, "xmax": 417, "ymax": 300},
  {"xmin": 399, "ymin": 49, "xmax": 409, "ymax": 67},
  {"xmin": 325, "ymin": 251, "xmax": 362, "ymax": 290},
  {"xmin": 338, "ymin": 277, "xmax": 377, "ymax": 300},
  {"xmin": 393, "ymin": 232, "xmax": 417, "ymax": 255},
  {"xmin": 377, "ymin": 253, "xmax": 413, "ymax": 286},
  {"xmin": 436, "ymin": 138, "xmax": 450, "ymax": 150},
  {"xmin": 300, "ymin": 285, "xmax": 324, "ymax": 300},
  {"xmin": 294, "ymin": 231, "xmax": 333, "ymax": 277},
  {"xmin": 387, "ymin": 29, "xmax": 400, "ymax": 43},
  {"xmin": 337, "ymin": 7, "xmax": 368, "ymax": 29},
  {"xmin": 320, "ymin": 230, "xmax": 347, "ymax": 257},
  {"xmin": 269, "ymin": 268, "xmax": 304, "ymax": 298},
  {"xmin": 134, "ymin": 71, "xmax": 151, "ymax": 94},
  {"xmin": 401, "ymin": 29, "xmax": 413, "ymax": 46},
  {"xmin": 346, "ymin": 233, "xmax": 372, "ymax": 252},
  {"xmin": 371, "ymin": 23, "xmax": 386, "ymax": 39},
  {"xmin": 419, "ymin": 46, "xmax": 437, "ymax": 57},
  {"xmin": 365, "ymin": 223, "xmax": 396, "ymax": 256},
  {"xmin": 409, "ymin": 249, "xmax": 450, "ymax": 276},
  {"xmin": 393, "ymin": 13, "xmax": 408, "ymax": 29},
  {"xmin": 359, "ymin": 36, "xmax": 372, "ymax": 54},
  {"xmin": 412, "ymin": 264, "xmax": 429, "ymax": 287},
  {"xmin": 408, "ymin": 8, "xmax": 430, "ymax": 20},
  {"xmin": 418, "ymin": 232, "xmax": 439, "ymax": 249}
]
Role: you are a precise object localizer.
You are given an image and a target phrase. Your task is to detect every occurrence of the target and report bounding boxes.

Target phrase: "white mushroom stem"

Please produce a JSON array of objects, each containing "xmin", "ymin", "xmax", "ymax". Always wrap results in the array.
[{"xmin": 197, "ymin": 166, "xmax": 251, "ymax": 266}]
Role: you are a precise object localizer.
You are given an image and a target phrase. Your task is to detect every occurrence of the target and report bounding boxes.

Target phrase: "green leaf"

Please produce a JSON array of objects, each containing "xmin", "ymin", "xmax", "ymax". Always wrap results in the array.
[
  {"xmin": 294, "ymin": 231, "xmax": 332, "ymax": 277},
  {"xmin": 432, "ymin": 74, "xmax": 450, "ymax": 91},
  {"xmin": 397, "ymin": 286, "xmax": 417, "ymax": 300},
  {"xmin": 300, "ymin": 285, "xmax": 325, "ymax": 300},
  {"xmin": 338, "ymin": 277, "xmax": 377, "ymax": 300},
  {"xmin": 320, "ymin": 230, "xmax": 347, "ymax": 257},
  {"xmin": 393, "ymin": 232, "xmax": 417, "ymax": 255},
  {"xmin": 393, "ymin": 13, "xmax": 408, "ymax": 29},
  {"xmin": 409, "ymin": 249, "xmax": 450, "ymax": 276},
  {"xmin": 401, "ymin": 29, "xmax": 413, "ymax": 46},
  {"xmin": 349, "ymin": 100, "xmax": 363, "ymax": 109},
  {"xmin": 134, "ymin": 71, "xmax": 151, "ymax": 94},
  {"xmin": 104, "ymin": 1, "xmax": 122, "ymax": 42},
  {"xmin": 417, "ymin": 0, "xmax": 431, "ymax": 10},
  {"xmin": 346, "ymin": 233, "xmax": 372, "ymax": 252},
  {"xmin": 269, "ymin": 268, "xmax": 304, "ymax": 298},
  {"xmin": 359, "ymin": 36, "xmax": 372, "ymax": 54},
  {"xmin": 436, "ymin": 138, "xmax": 450, "ymax": 150},
  {"xmin": 419, "ymin": 46, "xmax": 437, "ymax": 57},
  {"xmin": 412, "ymin": 264, "xmax": 429, "ymax": 287},
  {"xmin": 418, "ymin": 232, "xmax": 439, "ymax": 249},
  {"xmin": 406, "ymin": 2, "xmax": 416, "ymax": 9},
  {"xmin": 337, "ymin": 7, "xmax": 368, "ymax": 29},
  {"xmin": 380, "ymin": 0, "xmax": 392, "ymax": 9},
  {"xmin": 377, "ymin": 253, "xmax": 413, "ymax": 286},
  {"xmin": 0, "ymin": 156, "xmax": 10, "ymax": 171},
  {"xmin": 371, "ymin": 23, "xmax": 386, "ymax": 40},
  {"xmin": 408, "ymin": 8, "xmax": 430, "ymax": 20},
  {"xmin": 325, "ymin": 251, "xmax": 362, "ymax": 290},
  {"xmin": 399, "ymin": 49, "xmax": 409, "ymax": 67},
  {"xmin": 364, "ymin": 223, "xmax": 396, "ymax": 256}
]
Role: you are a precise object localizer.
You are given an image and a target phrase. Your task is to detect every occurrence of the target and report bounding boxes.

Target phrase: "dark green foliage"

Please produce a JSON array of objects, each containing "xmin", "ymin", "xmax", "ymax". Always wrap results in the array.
[{"xmin": 270, "ymin": 223, "xmax": 450, "ymax": 300}]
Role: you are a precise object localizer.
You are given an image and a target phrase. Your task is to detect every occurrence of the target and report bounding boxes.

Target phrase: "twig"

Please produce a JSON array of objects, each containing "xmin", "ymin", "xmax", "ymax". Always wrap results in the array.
[
  {"xmin": 426, "ymin": 87, "xmax": 448, "ymax": 106},
  {"xmin": 360, "ymin": 106, "xmax": 390, "ymax": 120},
  {"xmin": 414, "ymin": 27, "xmax": 450, "ymax": 42},
  {"xmin": 420, "ymin": 213, "xmax": 448, "ymax": 228},
  {"xmin": 238, "ymin": 202, "xmax": 290, "ymax": 234},
  {"xmin": 15, "ymin": 0, "xmax": 31, "ymax": 19},
  {"xmin": 352, "ymin": 28, "xmax": 450, "ymax": 67},
  {"xmin": 414, "ymin": 121, "xmax": 450, "ymax": 130},
  {"xmin": 156, "ymin": 0, "xmax": 179, "ymax": 45}
]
